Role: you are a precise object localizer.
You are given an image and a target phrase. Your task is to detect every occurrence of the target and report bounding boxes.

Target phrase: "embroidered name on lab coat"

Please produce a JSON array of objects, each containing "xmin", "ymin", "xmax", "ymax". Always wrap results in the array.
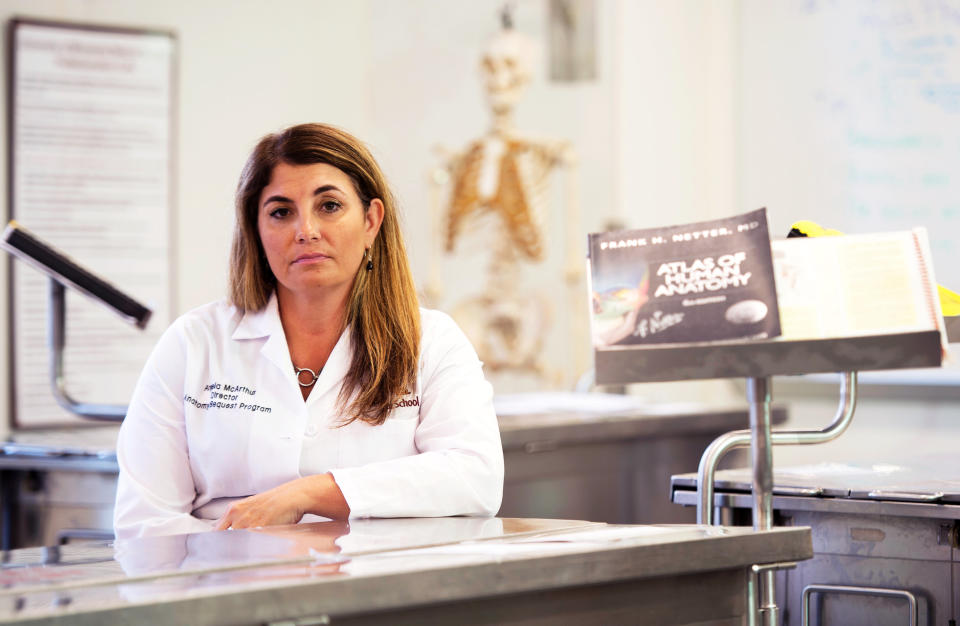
[
  {"xmin": 184, "ymin": 382, "xmax": 272, "ymax": 413},
  {"xmin": 203, "ymin": 382, "xmax": 257, "ymax": 396}
]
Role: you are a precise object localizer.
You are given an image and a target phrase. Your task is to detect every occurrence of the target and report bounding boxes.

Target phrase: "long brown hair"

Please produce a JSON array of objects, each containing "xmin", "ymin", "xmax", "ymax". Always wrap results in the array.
[{"xmin": 229, "ymin": 123, "xmax": 420, "ymax": 425}]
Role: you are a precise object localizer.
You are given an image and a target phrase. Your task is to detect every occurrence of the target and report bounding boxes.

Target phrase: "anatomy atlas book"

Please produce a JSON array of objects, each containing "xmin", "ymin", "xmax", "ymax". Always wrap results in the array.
[{"xmin": 587, "ymin": 208, "xmax": 782, "ymax": 347}]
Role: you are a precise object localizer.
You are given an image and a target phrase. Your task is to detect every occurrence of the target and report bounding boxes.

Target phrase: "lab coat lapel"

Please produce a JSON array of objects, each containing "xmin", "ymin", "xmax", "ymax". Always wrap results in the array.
[
  {"xmin": 307, "ymin": 326, "xmax": 352, "ymax": 404},
  {"xmin": 232, "ymin": 293, "xmax": 296, "ymax": 382}
]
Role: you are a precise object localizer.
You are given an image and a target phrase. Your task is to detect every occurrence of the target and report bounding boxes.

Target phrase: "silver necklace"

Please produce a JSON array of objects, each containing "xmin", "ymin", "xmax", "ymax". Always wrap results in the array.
[{"xmin": 294, "ymin": 365, "xmax": 321, "ymax": 387}]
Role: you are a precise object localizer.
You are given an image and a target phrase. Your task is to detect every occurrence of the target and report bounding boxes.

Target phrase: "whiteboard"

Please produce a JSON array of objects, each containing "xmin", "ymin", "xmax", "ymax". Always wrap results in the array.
[
  {"xmin": 8, "ymin": 19, "xmax": 176, "ymax": 426},
  {"xmin": 738, "ymin": 0, "xmax": 960, "ymax": 385}
]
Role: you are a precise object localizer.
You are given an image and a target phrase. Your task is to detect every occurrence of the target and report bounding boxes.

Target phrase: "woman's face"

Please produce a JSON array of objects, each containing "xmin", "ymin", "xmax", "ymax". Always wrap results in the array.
[{"xmin": 257, "ymin": 161, "xmax": 383, "ymax": 302}]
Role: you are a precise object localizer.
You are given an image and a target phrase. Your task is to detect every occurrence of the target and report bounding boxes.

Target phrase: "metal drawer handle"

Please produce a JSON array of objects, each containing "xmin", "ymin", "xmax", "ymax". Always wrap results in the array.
[
  {"xmin": 802, "ymin": 583, "xmax": 917, "ymax": 626},
  {"xmin": 773, "ymin": 486, "xmax": 823, "ymax": 496},
  {"xmin": 522, "ymin": 441, "xmax": 558, "ymax": 453},
  {"xmin": 866, "ymin": 490, "xmax": 943, "ymax": 502}
]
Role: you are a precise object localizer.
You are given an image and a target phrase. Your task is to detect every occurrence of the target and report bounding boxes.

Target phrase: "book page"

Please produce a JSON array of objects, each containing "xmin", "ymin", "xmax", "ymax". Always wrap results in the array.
[{"xmin": 772, "ymin": 229, "xmax": 940, "ymax": 340}]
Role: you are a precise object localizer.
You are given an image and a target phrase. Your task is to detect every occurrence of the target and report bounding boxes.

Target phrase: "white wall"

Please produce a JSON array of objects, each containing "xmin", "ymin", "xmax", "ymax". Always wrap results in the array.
[
  {"xmin": 771, "ymin": 385, "xmax": 960, "ymax": 468},
  {"xmin": 616, "ymin": 0, "xmax": 737, "ymax": 228}
]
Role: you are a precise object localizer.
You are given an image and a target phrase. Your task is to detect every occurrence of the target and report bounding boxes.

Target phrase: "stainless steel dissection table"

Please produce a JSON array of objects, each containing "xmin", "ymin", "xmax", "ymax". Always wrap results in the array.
[{"xmin": 1, "ymin": 517, "xmax": 812, "ymax": 625}]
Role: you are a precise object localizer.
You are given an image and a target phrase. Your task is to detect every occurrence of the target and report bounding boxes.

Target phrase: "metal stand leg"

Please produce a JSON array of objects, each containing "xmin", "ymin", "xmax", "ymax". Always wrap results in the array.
[
  {"xmin": 697, "ymin": 372, "xmax": 858, "ymax": 525},
  {"xmin": 48, "ymin": 279, "xmax": 127, "ymax": 420},
  {"xmin": 747, "ymin": 376, "xmax": 776, "ymax": 626},
  {"xmin": 747, "ymin": 376, "xmax": 773, "ymax": 531},
  {"xmin": 694, "ymin": 372, "xmax": 858, "ymax": 625}
]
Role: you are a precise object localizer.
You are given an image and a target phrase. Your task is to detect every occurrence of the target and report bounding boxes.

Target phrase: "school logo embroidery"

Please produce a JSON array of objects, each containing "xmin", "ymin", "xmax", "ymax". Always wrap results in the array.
[{"xmin": 393, "ymin": 395, "xmax": 420, "ymax": 409}]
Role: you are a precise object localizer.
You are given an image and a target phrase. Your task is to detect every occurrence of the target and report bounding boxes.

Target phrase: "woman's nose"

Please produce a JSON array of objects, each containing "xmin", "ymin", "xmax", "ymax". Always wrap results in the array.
[{"xmin": 296, "ymin": 214, "xmax": 321, "ymax": 242}]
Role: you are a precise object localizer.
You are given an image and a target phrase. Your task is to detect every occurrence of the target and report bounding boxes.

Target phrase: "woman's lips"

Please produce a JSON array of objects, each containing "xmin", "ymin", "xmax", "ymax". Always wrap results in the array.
[{"xmin": 292, "ymin": 252, "xmax": 330, "ymax": 265}]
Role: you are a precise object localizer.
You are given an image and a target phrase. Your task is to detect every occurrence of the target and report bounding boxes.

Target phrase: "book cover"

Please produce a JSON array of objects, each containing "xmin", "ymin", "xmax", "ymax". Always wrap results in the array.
[{"xmin": 587, "ymin": 208, "xmax": 782, "ymax": 347}]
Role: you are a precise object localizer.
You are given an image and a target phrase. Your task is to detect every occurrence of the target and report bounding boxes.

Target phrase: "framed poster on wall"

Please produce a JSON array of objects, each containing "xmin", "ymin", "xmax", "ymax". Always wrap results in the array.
[{"xmin": 7, "ymin": 18, "xmax": 176, "ymax": 427}]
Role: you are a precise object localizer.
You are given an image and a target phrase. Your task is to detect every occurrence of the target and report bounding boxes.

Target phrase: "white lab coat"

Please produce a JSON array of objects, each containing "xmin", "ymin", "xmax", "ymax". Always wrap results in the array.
[{"xmin": 113, "ymin": 294, "xmax": 504, "ymax": 539}]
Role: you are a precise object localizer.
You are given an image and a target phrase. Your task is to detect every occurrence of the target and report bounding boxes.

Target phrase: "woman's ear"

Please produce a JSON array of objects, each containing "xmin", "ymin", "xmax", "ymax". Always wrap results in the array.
[{"xmin": 366, "ymin": 198, "xmax": 385, "ymax": 244}]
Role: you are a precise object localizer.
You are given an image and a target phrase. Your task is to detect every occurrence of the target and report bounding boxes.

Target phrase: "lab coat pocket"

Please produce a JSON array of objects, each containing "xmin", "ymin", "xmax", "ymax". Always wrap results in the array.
[
  {"xmin": 380, "ymin": 406, "xmax": 421, "ymax": 451},
  {"xmin": 339, "ymin": 406, "xmax": 420, "ymax": 465}
]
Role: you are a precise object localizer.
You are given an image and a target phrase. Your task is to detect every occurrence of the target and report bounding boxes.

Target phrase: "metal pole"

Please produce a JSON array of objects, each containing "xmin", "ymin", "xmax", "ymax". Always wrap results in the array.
[
  {"xmin": 748, "ymin": 376, "xmax": 773, "ymax": 531},
  {"xmin": 747, "ymin": 376, "xmax": 776, "ymax": 626},
  {"xmin": 49, "ymin": 279, "xmax": 67, "ymax": 383}
]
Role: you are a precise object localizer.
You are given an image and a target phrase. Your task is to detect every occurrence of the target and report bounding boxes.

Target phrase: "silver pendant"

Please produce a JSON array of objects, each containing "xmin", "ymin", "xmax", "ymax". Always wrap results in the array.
[{"xmin": 294, "ymin": 365, "xmax": 320, "ymax": 387}]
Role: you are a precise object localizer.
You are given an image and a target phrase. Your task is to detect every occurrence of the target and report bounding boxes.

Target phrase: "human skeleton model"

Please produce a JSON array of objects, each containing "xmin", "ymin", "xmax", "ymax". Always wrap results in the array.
[{"xmin": 428, "ymin": 25, "xmax": 582, "ymax": 383}]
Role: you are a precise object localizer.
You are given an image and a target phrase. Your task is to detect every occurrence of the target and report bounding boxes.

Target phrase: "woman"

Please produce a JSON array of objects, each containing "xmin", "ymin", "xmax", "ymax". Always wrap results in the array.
[{"xmin": 114, "ymin": 123, "xmax": 504, "ymax": 539}]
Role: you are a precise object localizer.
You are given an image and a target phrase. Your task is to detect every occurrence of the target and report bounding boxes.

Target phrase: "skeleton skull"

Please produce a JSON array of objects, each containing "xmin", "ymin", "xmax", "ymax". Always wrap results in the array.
[{"xmin": 480, "ymin": 29, "xmax": 535, "ymax": 114}]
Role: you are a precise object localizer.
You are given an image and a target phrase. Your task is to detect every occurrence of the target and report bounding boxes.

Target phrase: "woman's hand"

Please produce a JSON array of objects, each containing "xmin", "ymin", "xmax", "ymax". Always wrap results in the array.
[{"xmin": 214, "ymin": 473, "xmax": 349, "ymax": 531}]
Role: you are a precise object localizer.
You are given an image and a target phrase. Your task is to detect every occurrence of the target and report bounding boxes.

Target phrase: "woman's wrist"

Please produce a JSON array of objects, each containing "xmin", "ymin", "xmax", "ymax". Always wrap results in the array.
[{"xmin": 301, "ymin": 473, "xmax": 350, "ymax": 520}]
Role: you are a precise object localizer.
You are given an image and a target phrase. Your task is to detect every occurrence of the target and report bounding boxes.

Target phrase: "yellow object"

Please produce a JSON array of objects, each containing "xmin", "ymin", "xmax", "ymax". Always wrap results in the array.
[
  {"xmin": 939, "ymin": 284, "xmax": 960, "ymax": 317},
  {"xmin": 789, "ymin": 220, "xmax": 844, "ymax": 237},
  {"xmin": 790, "ymin": 220, "xmax": 960, "ymax": 318}
]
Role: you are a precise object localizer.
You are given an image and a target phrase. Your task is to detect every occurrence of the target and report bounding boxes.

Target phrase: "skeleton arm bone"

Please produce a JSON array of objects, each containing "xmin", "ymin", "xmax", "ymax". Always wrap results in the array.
[{"xmin": 425, "ymin": 144, "xmax": 461, "ymax": 305}]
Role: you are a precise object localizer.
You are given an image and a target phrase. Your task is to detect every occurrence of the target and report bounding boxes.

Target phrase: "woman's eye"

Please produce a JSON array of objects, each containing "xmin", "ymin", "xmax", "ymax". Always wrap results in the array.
[
  {"xmin": 269, "ymin": 207, "xmax": 291, "ymax": 219},
  {"xmin": 319, "ymin": 200, "xmax": 342, "ymax": 214}
]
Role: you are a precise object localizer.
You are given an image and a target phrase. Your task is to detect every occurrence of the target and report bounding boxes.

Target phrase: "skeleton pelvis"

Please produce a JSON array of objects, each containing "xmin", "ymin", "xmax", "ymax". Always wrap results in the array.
[{"xmin": 451, "ymin": 292, "xmax": 552, "ymax": 373}]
